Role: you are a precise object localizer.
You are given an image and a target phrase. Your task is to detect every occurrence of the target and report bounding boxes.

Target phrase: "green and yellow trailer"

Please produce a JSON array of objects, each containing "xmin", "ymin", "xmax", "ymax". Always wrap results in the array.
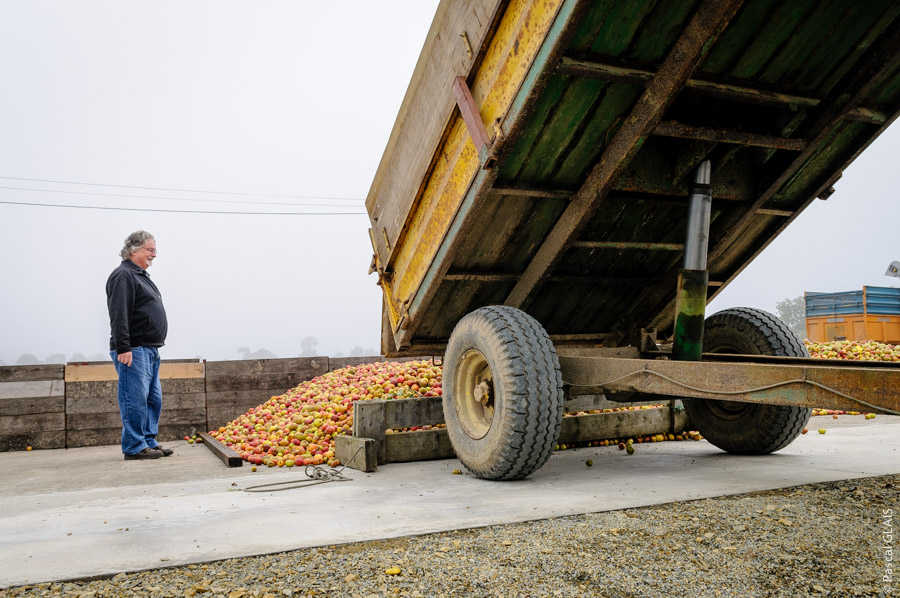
[{"xmin": 365, "ymin": 0, "xmax": 900, "ymax": 479}]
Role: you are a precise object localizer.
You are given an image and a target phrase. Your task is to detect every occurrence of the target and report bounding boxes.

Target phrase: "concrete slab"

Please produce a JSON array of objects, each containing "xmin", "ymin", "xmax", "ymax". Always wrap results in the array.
[{"xmin": 1, "ymin": 415, "xmax": 898, "ymax": 588}]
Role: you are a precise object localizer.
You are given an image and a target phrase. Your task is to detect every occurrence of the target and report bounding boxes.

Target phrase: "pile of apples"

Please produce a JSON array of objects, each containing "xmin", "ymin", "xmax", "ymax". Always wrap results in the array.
[
  {"xmin": 210, "ymin": 360, "xmax": 442, "ymax": 468},
  {"xmin": 805, "ymin": 339, "xmax": 900, "ymax": 361}
]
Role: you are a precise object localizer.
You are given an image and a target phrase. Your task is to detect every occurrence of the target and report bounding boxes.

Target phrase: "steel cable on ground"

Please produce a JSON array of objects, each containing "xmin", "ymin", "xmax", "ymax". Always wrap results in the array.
[{"xmin": 240, "ymin": 444, "xmax": 365, "ymax": 493}]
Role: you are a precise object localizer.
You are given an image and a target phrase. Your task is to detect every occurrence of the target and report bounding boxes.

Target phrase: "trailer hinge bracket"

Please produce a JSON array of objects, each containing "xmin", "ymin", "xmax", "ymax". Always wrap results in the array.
[{"xmin": 453, "ymin": 76, "xmax": 494, "ymax": 168}]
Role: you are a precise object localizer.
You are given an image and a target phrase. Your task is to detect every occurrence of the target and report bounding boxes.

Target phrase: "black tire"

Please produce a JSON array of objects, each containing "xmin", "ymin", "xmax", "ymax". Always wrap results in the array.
[
  {"xmin": 683, "ymin": 307, "xmax": 812, "ymax": 454},
  {"xmin": 443, "ymin": 306, "xmax": 563, "ymax": 480}
]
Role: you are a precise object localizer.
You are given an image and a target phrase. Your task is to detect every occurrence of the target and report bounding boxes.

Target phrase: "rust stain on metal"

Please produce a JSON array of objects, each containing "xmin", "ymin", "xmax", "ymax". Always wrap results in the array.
[
  {"xmin": 654, "ymin": 121, "xmax": 807, "ymax": 151},
  {"xmin": 560, "ymin": 355, "xmax": 900, "ymax": 414},
  {"xmin": 571, "ymin": 241, "xmax": 684, "ymax": 251},
  {"xmin": 453, "ymin": 76, "xmax": 493, "ymax": 152},
  {"xmin": 383, "ymin": 0, "xmax": 564, "ymax": 347},
  {"xmin": 504, "ymin": 0, "xmax": 745, "ymax": 310}
]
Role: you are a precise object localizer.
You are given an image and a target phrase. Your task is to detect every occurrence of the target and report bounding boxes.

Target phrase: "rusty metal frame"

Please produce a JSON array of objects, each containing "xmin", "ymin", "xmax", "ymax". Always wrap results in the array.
[
  {"xmin": 637, "ymin": 24, "xmax": 900, "ymax": 334},
  {"xmin": 707, "ymin": 28, "xmax": 900, "ymax": 267},
  {"xmin": 571, "ymin": 241, "xmax": 685, "ymax": 251},
  {"xmin": 654, "ymin": 121, "xmax": 807, "ymax": 151},
  {"xmin": 557, "ymin": 55, "xmax": 888, "ymax": 124},
  {"xmin": 453, "ymin": 76, "xmax": 493, "ymax": 153},
  {"xmin": 503, "ymin": 0, "xmax": 746, "ymax": 311},
  {"xmin": 558, "ymin": 355, "xmax": 900, "ymax": 414}
]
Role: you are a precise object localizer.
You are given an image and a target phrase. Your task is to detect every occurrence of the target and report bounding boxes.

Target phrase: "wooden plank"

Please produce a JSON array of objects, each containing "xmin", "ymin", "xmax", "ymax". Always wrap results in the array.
[
  {"xmin": 329, "ymin": 356, "xmax": 386, "ymax": 370},
  {"xmin": 67, "ymin": 408, "xmax": 206, "ymax": 431},
  {"xmin": 0, "ymin": 396, "xmax": 65, "ymax": 417},
  {"xmin": 206, "ymin": 388, "xmax": 281, "ymax": 407},
  {"xmin": 65, "ymin": 381, "xmax": 117, "ymax": 399},
  {"xmin": 160, "ymin": 393, "xmax": 207, "ymax": 411},
  {"xmin": 0, "ymin": 413, "xmax": 65, "ymax": 435},
  {"xmin": 366, "ymin": 0, "xmax": 505, "ymax": 264},
  {"xmin": 0, "ymin": 380, "xmax": 64, "ymax": 400},
  {"xmin": 65, "ymin": 392, "xmax": 206, "ymax": 415},
  {"xmin": 66, "ymin": 412, "xmax": 122, "ymax": 430},
  {"xmin": 159, "ymin": 408, "xmax": 207, "ymax": 426},
  {"xmin": 558, "ymin": 407, "xmax": 682, "ymax": 444},
  {"xmin": 0, "ymin": 364, "xmax": 65, "ymax": 383},
  {"xmin": 65, "ymin": 395, "xmax": 117, "ymax": 414},
  {"xmin": 66, "ymin": 428, "xmax": 121, "ymax": 448},
  {"xmin": 385, "ymin": 429, "xmax": 454, "ymax": 463},
  {"xmin": 564, "ymin": 394, "xmax": 669, "ymax": 412},
  {"xmin": 352, "ymin": 400, "xmax": 387, "ymax": 465},
  {"xmin": 206, "ymin": 391, "xmax": 277, "ymax": 413},
  {"xmin": 65, "ymin": 377, "xmax": 204, "ymax": 399},
  {"xmin": 205, "ymin": 357, "xmax": 329, "ymax": 378},
  {"xmin": 67, "ymin": 424, "xmax": 205, "ymax": 448},
  {"xmin": 334, "ymin": 434, "xmax": 377, "ymax": 472},
  {"xmin": 204, "ymin": 373, "xmax": 317, "ymax": 393},
  {"xmin": 198, "ymin": 431, "xmax": 243, "ymax": 467},
  {"xmin": 65, "ymin": 361, "xmax": 204, "ymax": 382},
  {"xmin": 0, "ymin": 430, "xmax": 66, "ymax": 451},
  {"xmin": 383, "ymin": 396, "xmax": 445, "ymax": 428}
]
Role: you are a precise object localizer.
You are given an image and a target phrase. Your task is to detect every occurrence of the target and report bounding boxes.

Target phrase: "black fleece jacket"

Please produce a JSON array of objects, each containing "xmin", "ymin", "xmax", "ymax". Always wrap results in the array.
[{"xmin": 106, "ymin": 260, "xmax": 168, "ymax": 353}]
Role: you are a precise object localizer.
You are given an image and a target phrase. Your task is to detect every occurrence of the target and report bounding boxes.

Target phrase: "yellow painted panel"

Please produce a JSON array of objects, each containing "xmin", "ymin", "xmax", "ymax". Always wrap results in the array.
[{"xmin": 385, "ymin": 0, "xmax": 563, "ymax": 329}]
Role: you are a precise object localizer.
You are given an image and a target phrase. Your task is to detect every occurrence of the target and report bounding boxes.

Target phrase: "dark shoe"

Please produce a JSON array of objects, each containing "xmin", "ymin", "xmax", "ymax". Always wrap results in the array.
[
  {"xmin": 154, "ymin": 445, "xmax": 174, "ymax": 457},
  {"xmin": 124, "ymin": 447, "xmax": 163, "ymax": 460}
]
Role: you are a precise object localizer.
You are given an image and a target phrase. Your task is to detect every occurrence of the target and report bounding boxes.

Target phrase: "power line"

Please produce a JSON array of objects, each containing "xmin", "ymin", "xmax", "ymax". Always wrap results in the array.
[
  {"xmin": 0, "ymin": 185, "xmax": 364, "ymax": 208},
  {"xmin": 0, "ymin": 175, "xmax": 365, "ymax": 202},
  {"xmin": 0, "ymin": 200, "xmax": 367, "ymax": 216}
]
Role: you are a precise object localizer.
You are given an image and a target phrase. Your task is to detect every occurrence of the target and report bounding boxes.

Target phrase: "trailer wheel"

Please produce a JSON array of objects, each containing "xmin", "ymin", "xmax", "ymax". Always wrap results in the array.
[
  {"xmin": 443, "ymin": 306, "xmax": 563, "ymax": 480},
  {"xmin": 683, "ymin": 307, "xmax": 812, "ymax": 454}
]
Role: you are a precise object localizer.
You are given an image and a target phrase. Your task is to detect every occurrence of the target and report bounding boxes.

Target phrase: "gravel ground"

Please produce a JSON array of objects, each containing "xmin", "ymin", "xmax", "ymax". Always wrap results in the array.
[{"xmin": 2, "ymin": 473, "xmax": 896, "ymax": 598}]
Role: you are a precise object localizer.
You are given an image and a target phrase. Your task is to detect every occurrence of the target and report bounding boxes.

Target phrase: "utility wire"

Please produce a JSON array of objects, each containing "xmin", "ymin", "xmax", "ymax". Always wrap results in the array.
[
  {"xmin": 0, "ymin": 185, "xmax": 364, "ymax": 208},
  {"xmin": 0, "ymin": 200, "xmax": 367, "ymax": 216},
  {"xmin": 0, "ymin": 175, "xmax": 365, "ymax": 202}
]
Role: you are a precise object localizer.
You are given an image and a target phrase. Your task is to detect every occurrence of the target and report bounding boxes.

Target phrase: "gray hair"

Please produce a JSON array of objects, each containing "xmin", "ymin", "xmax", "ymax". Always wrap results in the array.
[{"xmin": 119, "ymin": 230, "xmax": 155, "ymax": 260}]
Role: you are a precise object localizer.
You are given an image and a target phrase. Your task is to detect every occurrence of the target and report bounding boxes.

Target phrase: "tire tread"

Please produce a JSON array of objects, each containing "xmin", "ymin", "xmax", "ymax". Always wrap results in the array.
[
  {"xmin": 444, "ymin": 306, "xmax": 562, "ymax": 480},
  {"xmin": 684, "ymin": 307, "xmax": 811, "ymax": 455}
]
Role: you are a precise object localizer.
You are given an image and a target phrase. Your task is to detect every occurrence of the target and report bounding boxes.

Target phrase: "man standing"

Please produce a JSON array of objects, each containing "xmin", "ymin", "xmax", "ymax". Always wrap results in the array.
[{"xmin": 106, "ymin": 231, "xmax": 173, "ymax": 460}]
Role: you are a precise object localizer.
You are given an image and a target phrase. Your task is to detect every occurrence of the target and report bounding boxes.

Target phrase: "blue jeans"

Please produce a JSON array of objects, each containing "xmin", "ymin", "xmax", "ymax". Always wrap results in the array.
[{"xmin": 110, "ymin": 346, "xmax": 163, "ymax": 455}]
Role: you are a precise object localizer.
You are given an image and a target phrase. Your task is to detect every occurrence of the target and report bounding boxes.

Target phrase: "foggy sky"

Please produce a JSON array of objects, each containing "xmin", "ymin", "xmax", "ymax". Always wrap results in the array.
[{"xmin": 1, "ymin": 2, "xmax": 897, "ymax": 365}]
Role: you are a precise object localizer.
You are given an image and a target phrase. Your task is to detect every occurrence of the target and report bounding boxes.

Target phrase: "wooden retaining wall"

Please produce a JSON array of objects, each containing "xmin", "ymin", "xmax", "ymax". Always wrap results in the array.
[
  {"xmin": 0, "ymin": 365, "xmax": 66, "ymax": 451},
  {"xmin": 335, "ymin": 395, "xmax": 689, "ymax": 472},
  {"xmin": 65, "ymin": 361, "xmax": 206, "ymax": 448},
  {"xmin": 2, "ymin": 356, "xmax": 687, "ymax": 464},
  {"xmin": 0, "ymin": 356, "xmax": 394, "ymax": 451}
]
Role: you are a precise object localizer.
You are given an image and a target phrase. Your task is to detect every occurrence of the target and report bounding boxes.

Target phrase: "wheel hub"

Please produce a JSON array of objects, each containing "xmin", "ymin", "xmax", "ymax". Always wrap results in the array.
[{"xmin": 454, "ymin": 349, "xmax": 495, "ymax": 439}]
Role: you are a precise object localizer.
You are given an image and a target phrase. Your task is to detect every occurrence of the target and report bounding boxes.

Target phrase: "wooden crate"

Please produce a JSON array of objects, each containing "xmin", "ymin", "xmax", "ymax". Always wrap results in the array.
[
  {"xmin": 0, "ymin": 364, "xmax": 66, "ymax": 450},
  {"xmin": 65, "ymin": 360, "xmax": 206, "ymax": 447},
  {"xmin": 336, "ymin": 394, "xmax": 689, "ymax": 472},
  {"xmin": 205, "ymin": 357, "xmax": 330, "ymax": 431}
]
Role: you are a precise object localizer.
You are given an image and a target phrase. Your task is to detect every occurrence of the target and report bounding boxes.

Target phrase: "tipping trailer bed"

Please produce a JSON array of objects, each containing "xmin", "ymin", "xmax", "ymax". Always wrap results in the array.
[
  {"xmin": 368, "ymin": 0, "xmax": 900, "ymax": 353},
  {"xmin": 365, "ymin": 0, "xmax": 900, "ymax": 479}
]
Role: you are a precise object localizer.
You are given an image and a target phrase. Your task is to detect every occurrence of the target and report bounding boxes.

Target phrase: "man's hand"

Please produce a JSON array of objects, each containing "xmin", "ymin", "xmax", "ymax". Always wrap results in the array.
[{"xmin": 117, "ymin": 351, "xmax": 133, "ymax": 367}]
